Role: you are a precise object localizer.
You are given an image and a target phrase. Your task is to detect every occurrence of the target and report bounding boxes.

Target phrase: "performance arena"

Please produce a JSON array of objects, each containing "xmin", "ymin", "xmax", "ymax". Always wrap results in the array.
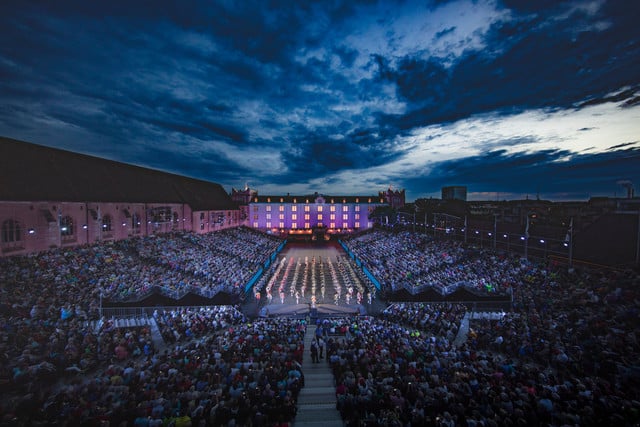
[{"xmin": 1, "ymin": 139, "xmax": 639, "ymax": 426}]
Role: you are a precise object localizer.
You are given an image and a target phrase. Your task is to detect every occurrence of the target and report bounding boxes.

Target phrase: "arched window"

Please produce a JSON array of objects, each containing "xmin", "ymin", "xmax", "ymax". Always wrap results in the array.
[
  {"xmin": 102, "ymin": 214, "xmax": 113, "ymax": 232},
  {"xmin": 60, "ymin": 216, "xmax": 75, "ymax": 240},
  {"xmin": 1, "ymin": 219, "xmax": 22, "ymax": 244}
]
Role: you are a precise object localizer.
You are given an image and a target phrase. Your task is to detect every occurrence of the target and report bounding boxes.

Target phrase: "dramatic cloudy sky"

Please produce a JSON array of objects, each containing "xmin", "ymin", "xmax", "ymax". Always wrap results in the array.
[{"xmin": 1, "ymin": 0, "xmax": 639, "ymax": 201}]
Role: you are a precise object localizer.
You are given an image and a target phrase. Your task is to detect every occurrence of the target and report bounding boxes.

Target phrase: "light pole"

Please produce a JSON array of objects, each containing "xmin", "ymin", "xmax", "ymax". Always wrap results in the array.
[
  {"xmin": 568, "ymin": 217, "xmax": 574, "ymax": 269},
  {"xmin": 539, "ymin": 239, "xmax": 548, "ymax": 261},
  {"xmin": 424, "ymin": 212, "xmax": 428, "ymax": 235},
  {"xmin": 413, "ymin": 209, "xmax": 416, "ymax": 233},
  {"xmin": 493, "ymin": 214, "xmax": 497, "ymax": 250},
  {"xmin": 524, "ymin": 214, "xmax": 530, "ymax": 260},
  {"xmin": 636, "ymin": 209, "xmax": 640, "ymax": 267}
]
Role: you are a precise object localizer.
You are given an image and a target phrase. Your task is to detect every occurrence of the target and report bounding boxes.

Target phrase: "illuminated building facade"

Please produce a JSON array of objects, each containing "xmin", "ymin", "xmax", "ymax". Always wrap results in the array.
[{"xmin": 248, "ymin": 193, "xmax": 390, "ymax": 235}]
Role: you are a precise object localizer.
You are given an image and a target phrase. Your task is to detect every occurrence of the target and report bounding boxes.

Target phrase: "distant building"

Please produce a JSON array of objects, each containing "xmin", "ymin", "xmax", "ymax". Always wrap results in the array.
[
  {"xmin": 379, "ymin": 187, "xmax": 406, "ymax": 209},
  {"xmin": 0, "ymin": 137, "xmax": 241, "ymax": 257},
  {"xmin": 231, "ymin": 185, "xmax": 258, "ymax": 225},
  {"xmin": 442, "ymin": 186, "xmax": 467, "ymax": 201},
  {"xmin": 248, "ymin": 192, "xmax": 390, "ymax": 236}
]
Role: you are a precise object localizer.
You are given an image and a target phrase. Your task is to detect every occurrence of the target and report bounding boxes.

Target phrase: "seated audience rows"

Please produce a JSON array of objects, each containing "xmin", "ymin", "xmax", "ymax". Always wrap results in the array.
[
  {"xmin": 2, "ymin": 227, "xmax": 640, "ymax": 426},
  {"xmin": 2, "ymin": 309, "xmax": 306, "ymax": 426},
  {"xmin": 0, "ymin": 228, "xmax": 281, "ymax": 399},
  {"xmin": 345, "ymin": 230, "xmax": 519, "ymax": 295},
  {"xmin": 134, "ymin": 228, "xmax": 282, "ymax": 297},
  {"xmin": 463, "ymin": 267, "xmax": 640, "ymax": 426},
  {"xmin": 153, "ymin": 305, "xmax": 247, "ymax": 344},
  {"xmin": 328, "ymin": 265, "xmax": 640, "ymax": 426}
]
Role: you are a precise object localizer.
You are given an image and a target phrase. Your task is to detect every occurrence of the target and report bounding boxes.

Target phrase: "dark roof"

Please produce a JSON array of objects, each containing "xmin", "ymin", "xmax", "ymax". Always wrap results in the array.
[
  {"xmin": 0, "ymin": 137, "xmax": 235, "ymax": 211},
  {"xmin": 252, "ymin": 194, "xmax": 387, "ymax": 204}
]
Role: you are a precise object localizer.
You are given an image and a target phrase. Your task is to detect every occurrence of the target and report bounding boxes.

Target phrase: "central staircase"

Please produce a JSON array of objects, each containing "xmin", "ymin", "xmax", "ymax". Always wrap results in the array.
[{"xmin": 294, "ymin": 324, "xmax": 343, "ymax": 426}]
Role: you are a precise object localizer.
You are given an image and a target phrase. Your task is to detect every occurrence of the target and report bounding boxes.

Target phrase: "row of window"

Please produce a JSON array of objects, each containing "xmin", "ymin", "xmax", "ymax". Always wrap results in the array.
[
  {"xmin": 253, "ymin": 222, "xmax": 363, "ymax": 229},
  {"xmin": 260, "ymin": 213, "xmax": 361, "ymax": 221},
  {"xmin": 1, "ymin": 214, "xmax": 145, "ymax": 245},
  {"xmin": 259, "ymin": 205, "xmax": 362, "ymax": 212}
]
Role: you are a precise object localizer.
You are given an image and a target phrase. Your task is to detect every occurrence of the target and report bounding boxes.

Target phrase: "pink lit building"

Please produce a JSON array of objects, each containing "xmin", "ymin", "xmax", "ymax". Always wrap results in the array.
[
  {"xmin": 0, "ymin": 137, "xmax": 242, "ymax": 257},
  {"xmin": 247, "ymin": 192, "xmax": 390, "ymax": 236}
]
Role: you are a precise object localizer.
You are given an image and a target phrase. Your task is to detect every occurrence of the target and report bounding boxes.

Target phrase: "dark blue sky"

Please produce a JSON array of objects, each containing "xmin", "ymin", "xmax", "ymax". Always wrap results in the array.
[{"xmin": 1, "ymin": 0, "xmax": 639, "ymax": 201}]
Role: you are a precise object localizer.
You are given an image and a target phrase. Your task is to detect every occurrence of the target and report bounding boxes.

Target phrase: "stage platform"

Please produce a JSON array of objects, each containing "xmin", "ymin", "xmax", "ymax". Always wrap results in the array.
[{"xmin": 258, "ymin": 302, "xmax": 366, "ymax": 318}]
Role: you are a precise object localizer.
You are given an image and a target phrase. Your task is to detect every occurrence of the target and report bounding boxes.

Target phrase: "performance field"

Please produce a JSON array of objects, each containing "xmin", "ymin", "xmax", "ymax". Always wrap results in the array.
[{"xmin": 251, "ymin": 241, "xmax": 378, "ymax": 318}]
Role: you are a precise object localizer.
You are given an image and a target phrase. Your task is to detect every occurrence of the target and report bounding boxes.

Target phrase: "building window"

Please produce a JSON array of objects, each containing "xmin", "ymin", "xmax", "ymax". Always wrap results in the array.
[
  {"xmin": 304, "ymin": 222, "xmax": 310, "ymax": 229},
  {"xmin": 330, "ymin": 222, "xmax": 335, "ymax": 229},
  {"xmin": 291, "ymin": 214, "xmax": 297, "ymax": 220},
  {"xmin": 253, "ymin": 221, "xmax": 259, "ymax": 228},
  {"xmin": 291, "ymin": 205, "xmax": 297, "ymax": 212},
  {"xmin": 279, "ymin": 213, "xmax": 284, "ymax": 220},
  {"xmin": 200, "ymin": 212, "xmax": 205, "ymax": 220},
  {"xmin": 253, "ymin": 206, "xmax": 259, "ymax": 212},
  {"xmin": 279, "ymin": 222, "xmax": 285, "ymax": 228},
  {"xmin": 355, "ymin": 214, "xmax": 360, "ymax": 220},
  {"xmin": 1, "ymin": 219, "xmax": 22, "ymax": 244},
  {"xmin": 317, "ymin": 214, "xmax": 323, "ymax": 220},
  {"xmin": 266, "ymin": 221, "xmax": 272, "ymax": 228},
  {"xmin": 355, "ymin": 222, "xmax": 360, "ymax": 228},
  {"xmin": 60, "ymin": 216, "xmax": 75, "ymax": 240},
  {"xmin": 330, "ymin": 214, "xmax": 335, "ymax": 220},
  {"xmin": 304, "ymin": 214, "xmax": 310, "ymax": 220},
  {"xmin": 355, "ymin": 206, "xmax": 360, "ymax": 212},
  {"xmin": 266, "ymin": 205, "xmax": 272, "ymax": 212},
  {"xmin": 330, "ymin": 205, "xmax": 336, "ymax": 212},
  {"xmin": 132, "ymin": 213, "xmax": 141, "ymax": 234},
  {"xmin": 304, "ymin": 205, "xmax": 310, "ymax": 212},
  {"xmin": 291, "ymin": 223, "xmax": 297, "ymax": 229},
  {"xmin": 266, "ymin": 213, "xmax": 272, "ymax": 219},
  {"xmin": 102, "ymin": 215, "xmax": 113, "ymax": 232},
  {"xmin": 253, "ymin": 214, "xmax": 259, "ymax": 220},
  {"xmin": 317, "ymin": 206, "xmax": 323, "ymax": 212},
  {"xmin": 279, "ymin": 205, "xmax": 284, "ymax": 212},
  {"xmin": 343, "ymin": 214, "xmax": 348, "ymax": 220},
  {"xmin": 342, "ymin": 206, "xmax": 349, "ymax": 212}
]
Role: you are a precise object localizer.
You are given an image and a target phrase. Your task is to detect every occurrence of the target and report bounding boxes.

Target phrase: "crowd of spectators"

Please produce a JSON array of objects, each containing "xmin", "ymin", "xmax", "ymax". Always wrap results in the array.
[
  {"xmin": 345, "ymin": 230, "xmax": 522, "ymax": 295},
  {"xmin": 153, "ymin": 305, "xmax": 247, "ymax": 344},
  {"xmin": 0, "ymin": 228, "xmax": 282, "ymax": 418},
  {"xmin": 2, "ymin": 226, "xmax": 640, "ymax": 426},
  {"xmin": 134, "ymin": 228, "xmax": 282, "ymax": 298},
  {"xmin": 1, "ymin": 306, "xmax": 307, "ymax": 426},
  {"xmin": 463, "ymin": 267, "xmax": 640, "ymax": 426},
  {"xmin": 324, "ymin": 267, "xmax": 640, "ymax": 426}
]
